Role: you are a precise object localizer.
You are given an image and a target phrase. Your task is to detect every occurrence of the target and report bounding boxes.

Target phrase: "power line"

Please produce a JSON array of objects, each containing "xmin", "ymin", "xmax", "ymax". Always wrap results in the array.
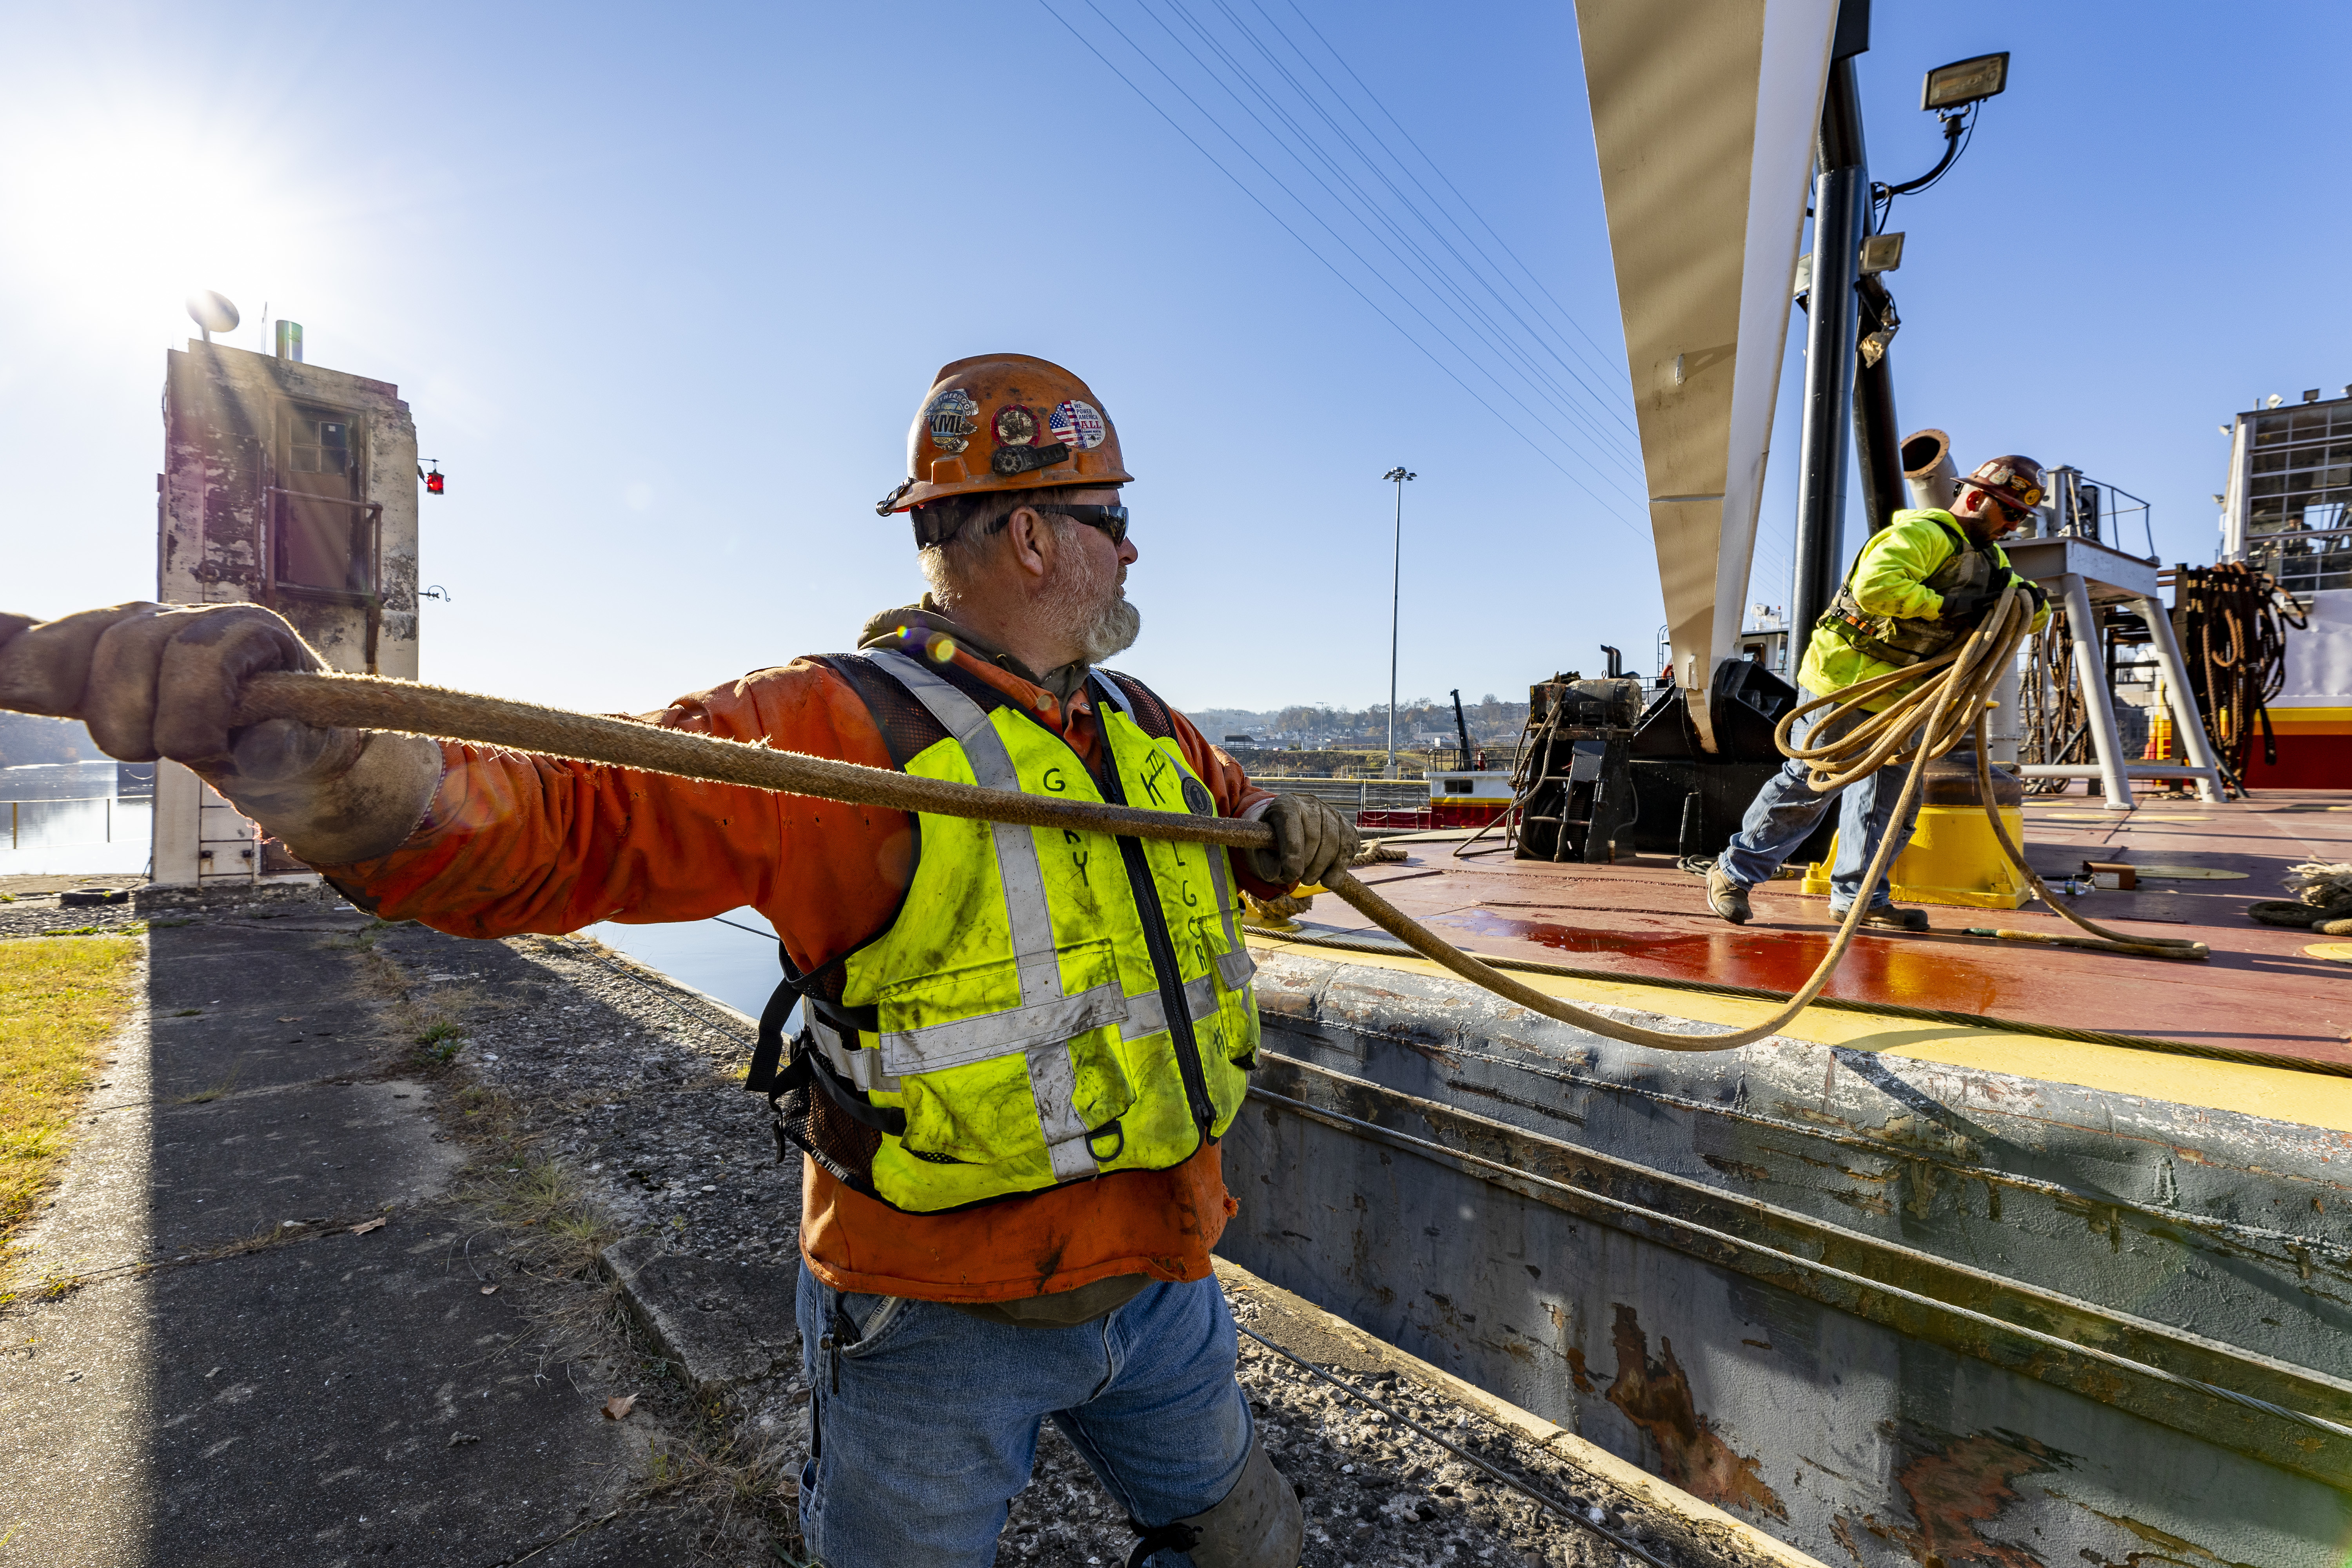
[
  {"xmin": 1272, "ymin": 0, "xmax": 1636, "ymax": 399},
  {"xmin": 1240, "ymin": 0, "xmax": 1641, "ymax": 439},
  {"xmin": 1044, "ymin": 0, "xmax": 1650, "ymax": 535},
  {"xmin": 1105, "ymin": 0, "xmax": 1644, "ymax": 505},
  {"xmin": 1172, "ymin": 0, "xmax": 1643, "ymax": 477}
]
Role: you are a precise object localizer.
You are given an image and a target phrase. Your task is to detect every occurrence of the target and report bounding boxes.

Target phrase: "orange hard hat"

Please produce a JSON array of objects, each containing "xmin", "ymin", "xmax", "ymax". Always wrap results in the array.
[
  {"xmin": 875, "ymin": 354, "xmax": 1134, "ymax": 518},
  {"xmin": 1958, "ymin": 454, "xmax": 2047, "ymax": 519}
]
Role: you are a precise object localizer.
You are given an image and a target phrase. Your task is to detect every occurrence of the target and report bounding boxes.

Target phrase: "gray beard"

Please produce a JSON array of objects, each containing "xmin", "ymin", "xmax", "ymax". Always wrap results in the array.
[
  {"xmin": 1076, "ymin": 596, "xmax": 1142, "ymax": 665},
  {"xmin": 1041, "ymin": 544, "xmax": 1142, "ymax": 667}
]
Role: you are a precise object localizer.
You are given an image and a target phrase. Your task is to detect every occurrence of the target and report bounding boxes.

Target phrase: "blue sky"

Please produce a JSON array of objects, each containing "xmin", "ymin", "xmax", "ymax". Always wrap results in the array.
[{"xmin": 4, "ymin": 2, "xmax": 2346, "ymax": 719}]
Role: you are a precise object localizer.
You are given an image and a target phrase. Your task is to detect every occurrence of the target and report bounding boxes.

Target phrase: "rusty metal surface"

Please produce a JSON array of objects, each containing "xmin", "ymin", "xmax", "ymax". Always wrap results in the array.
[
  {"xmin": 1221, "ymin": 951, "xmax": 2352, "ymax": 1566},
  {"xmin": 160, "ymin": 341, "xmax": 419, "ymax": 675}
]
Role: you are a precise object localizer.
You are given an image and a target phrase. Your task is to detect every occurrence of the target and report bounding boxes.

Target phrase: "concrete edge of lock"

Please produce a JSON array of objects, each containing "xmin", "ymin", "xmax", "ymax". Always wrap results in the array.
[{"xmin": 1210, "ymin": 1258, "xmax": 1832, "ymax": 1568}]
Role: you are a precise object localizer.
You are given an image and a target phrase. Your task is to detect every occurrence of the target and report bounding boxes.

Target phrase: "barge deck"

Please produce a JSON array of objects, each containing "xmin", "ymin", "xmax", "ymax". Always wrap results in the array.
[{"xmin": 1221, "ymin": 788, "xmax": 2352, "ymax": 1568}]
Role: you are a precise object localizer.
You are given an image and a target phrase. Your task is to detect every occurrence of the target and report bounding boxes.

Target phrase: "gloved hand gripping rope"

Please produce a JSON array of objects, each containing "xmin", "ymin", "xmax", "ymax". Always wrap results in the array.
[{"xmin": 0, "ymin": 584, "xmax": 2200, "ymax": 1058}]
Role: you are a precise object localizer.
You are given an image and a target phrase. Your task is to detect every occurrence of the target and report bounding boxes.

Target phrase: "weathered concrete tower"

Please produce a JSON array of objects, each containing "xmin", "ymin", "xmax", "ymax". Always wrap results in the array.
[{"xmin": 152, "ymin": 331, "xmax": 419, "ymax": 888}]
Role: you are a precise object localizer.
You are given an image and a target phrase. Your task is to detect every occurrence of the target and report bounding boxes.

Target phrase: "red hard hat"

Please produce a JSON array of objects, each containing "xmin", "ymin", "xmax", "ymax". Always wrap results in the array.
[
  {"xmin": 1959, "ymin": 455, "xmax": 2047, "ymax": 517},
  {"xmin": 875, "ymin": 354, "xmax": 1134, "ymax": 517}
]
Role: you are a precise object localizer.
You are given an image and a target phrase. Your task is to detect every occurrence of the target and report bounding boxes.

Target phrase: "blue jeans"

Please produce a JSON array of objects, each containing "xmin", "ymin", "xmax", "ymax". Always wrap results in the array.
[
  {"xmin": 1717, "ymin": 707, "xmax": 1921, "ymax": 910},
  {"xmin": 795, "ymin": 1264, "xmax": 1253, "ymax": 1568}
]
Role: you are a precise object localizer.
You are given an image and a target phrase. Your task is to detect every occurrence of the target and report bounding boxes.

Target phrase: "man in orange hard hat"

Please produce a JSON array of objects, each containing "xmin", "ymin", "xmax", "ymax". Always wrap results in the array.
[
  {"xmin": 1707, "ymin": 455, "xmax": 2051, "ymax": 929},
  {"xmin": 0, "ymin": 353, "xmax": 1343, "ymax": 1567}
]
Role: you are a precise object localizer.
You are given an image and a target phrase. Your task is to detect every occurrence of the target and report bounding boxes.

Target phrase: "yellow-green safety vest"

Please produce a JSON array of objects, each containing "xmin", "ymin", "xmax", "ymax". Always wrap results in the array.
[{"xmin": 791, "ymin": 649, "xmax": 1258, "ymax": 1214}]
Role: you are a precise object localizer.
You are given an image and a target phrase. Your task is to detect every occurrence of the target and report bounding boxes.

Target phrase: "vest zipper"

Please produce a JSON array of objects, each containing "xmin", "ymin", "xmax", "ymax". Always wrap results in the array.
[{"xmin": 1090, "ymin": 701, "xmax": 1218, "ymax": 1136}]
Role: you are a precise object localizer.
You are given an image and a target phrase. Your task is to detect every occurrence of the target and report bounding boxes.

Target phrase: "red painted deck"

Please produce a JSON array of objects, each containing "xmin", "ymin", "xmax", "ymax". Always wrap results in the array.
[{"xmin": 1305, "ymin": 791, "xmax": 2352, "ymax": 1071}]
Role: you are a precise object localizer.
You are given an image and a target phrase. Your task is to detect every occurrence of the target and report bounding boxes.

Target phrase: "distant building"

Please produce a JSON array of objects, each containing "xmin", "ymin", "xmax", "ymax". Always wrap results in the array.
[
  {"xmin": 1739, "ymin": 604, "xmax": 1789, "ymax": 673},
  {"xmin": 2221, "ymin": 387, "xmax": 2352, "ymax": 596},
  {"xmin": 153, "ymin": 333, "xmax": 420, "ymax": 887}
]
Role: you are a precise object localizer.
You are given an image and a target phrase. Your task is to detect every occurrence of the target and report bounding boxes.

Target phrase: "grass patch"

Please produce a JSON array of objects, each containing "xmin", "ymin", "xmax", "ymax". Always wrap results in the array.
[
  {"xmin": 416, "ymin": 1018, "xmax": 466, "ymax": 1063},
  {"xmin": 172, "ymin": 1066, "xmax": 242, "ymax": 1106},
  {"xmin": 0, "ymin": 935, "xmax": 142, "ymax": 1248}
]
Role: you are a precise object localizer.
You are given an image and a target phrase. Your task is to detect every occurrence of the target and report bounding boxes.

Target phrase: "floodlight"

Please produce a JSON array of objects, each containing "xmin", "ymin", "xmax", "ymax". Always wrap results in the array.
[
  {"xmin": 1858, "ymin": 232, "xmax": 1905, "ymax": 274},
  {"xmin": 1921, "ymin": 53, "xmax": 2009, "ymax": 112}
]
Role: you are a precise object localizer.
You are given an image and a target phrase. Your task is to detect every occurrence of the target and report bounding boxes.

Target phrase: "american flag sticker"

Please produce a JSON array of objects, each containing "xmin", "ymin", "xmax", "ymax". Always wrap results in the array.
[{"xmin": 1048, "ymin": 399, "xmax": 1106, "ymax": 450}]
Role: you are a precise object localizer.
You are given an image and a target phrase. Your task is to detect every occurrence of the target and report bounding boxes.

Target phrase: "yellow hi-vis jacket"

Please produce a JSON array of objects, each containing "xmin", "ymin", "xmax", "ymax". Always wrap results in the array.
[
  {"xmin": 795, "ymin": 648, "xmax": 1258, "ymax": 1214},
  {"xmin": 1800, "ymin": 508, "xmax": 2051, "ymax": 711}
]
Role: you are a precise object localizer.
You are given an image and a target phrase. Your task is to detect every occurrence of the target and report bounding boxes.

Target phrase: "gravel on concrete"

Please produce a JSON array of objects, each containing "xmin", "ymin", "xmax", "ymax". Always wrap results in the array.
[{"xmin": 390, "ymin": 917, "xmax": 1758, "ymax": 1568}]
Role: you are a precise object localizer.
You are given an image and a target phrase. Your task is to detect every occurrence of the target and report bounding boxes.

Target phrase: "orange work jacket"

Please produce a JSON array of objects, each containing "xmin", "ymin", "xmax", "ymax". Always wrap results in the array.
[{"xmin": 320, "ymin": 613, "xmax": 1278, "ymax": 1304}]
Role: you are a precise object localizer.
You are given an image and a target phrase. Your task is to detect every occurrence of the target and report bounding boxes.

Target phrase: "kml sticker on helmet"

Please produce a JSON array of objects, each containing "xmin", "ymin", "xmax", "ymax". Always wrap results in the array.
[{"xmin": 923, "ymin": 388, "xmax": 980, "ymax": 453}]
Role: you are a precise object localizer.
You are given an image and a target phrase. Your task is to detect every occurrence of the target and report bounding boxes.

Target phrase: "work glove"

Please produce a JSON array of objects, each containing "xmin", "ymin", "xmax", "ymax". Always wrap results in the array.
[
  {"xmin": 1245, "ymin": 793, "xmax": 1361, "ymax": 889},
  {"xmin": 0, "ymin": 603, "xmax": 442, "ymax": 864}
]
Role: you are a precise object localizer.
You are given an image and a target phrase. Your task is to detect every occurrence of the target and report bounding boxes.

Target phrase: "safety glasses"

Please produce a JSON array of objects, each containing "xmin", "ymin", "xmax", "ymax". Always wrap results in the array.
[{"xmin": 1043, "ymin": 504, "xmax": 1129, "ymax": 546}]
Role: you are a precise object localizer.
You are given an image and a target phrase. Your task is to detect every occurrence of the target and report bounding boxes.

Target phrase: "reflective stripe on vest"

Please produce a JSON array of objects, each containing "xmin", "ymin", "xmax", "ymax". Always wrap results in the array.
[
  {"xmin": 818, "ymin": 652, "xmax": 1259, "ymax": 1213},
  {"xmin": 869, "ymin": 649, "xmax": 1110, "ymax": 1182},
  {"xmin": 1095, "ymin": 675, "xmax": 1256, "ymax": 995}
]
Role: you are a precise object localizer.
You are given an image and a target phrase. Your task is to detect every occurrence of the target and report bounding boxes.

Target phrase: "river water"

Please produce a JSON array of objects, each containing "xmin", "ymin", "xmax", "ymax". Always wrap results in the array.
[
  {"xmin": 0, "ymin": 754, "xmax": 788, "ymax": 1026},
  {"xmin": 586, "ymin": 907, "xmax": 788, "ymax": 1023},
  {"xmin": 0, "ymin": 760, "xmax": 153, "ymax": 876}
]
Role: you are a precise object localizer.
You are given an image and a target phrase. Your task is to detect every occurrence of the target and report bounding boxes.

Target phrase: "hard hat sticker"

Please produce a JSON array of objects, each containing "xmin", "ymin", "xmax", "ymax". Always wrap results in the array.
[
  {"xmin": 1049, "ymin": 399, "xmax": 1107, "ymax": 451},
  {"xmin": 994, "ymin": 405, "xmax": 1039, "ymax": 447},
  {"xmin": 991, "ymin": 441, "xmax": 1069, "ymax": 477},
  {"xmin": 924, "ymin": 388, "xmax": 980, "ymax": 453}
]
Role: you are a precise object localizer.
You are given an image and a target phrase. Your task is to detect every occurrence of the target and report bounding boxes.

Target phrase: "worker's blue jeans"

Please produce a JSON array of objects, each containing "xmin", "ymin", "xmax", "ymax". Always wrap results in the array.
[
  {"xmin": 795, "ymin": 1264, "xmax": 1252, "ymax": 1568},
  {"xmin": 1717, "ymin": 707, "xmax": 1921, "ymax": 910}
]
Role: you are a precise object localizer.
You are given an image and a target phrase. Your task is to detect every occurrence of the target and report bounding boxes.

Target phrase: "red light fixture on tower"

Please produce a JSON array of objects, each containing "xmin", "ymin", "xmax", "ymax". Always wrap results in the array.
[{"xmin": 419, "ymin": 460, "xmax": 446, "ymax": 495}]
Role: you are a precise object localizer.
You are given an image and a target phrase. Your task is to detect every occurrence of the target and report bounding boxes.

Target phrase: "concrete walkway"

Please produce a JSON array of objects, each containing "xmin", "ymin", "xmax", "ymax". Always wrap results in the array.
[{"xmin": 0, "ymin": 898, "xmax": 706, "ymax": 1567}]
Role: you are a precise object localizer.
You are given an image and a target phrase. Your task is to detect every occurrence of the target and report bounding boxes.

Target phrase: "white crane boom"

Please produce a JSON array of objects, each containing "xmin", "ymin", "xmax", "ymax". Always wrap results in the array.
[{"xmin": 1574, "ymin": 0, "xmax": 1840, "ymax": 750}]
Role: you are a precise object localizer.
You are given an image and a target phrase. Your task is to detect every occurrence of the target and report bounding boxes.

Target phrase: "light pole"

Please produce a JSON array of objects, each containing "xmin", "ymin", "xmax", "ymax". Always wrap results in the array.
[{"xmin": 1381, "ymin": 467, "xmax": 1415, "ymax": 779}]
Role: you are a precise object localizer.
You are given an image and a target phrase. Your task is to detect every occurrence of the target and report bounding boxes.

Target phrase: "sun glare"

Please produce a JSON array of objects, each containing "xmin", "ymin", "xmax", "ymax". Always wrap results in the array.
[{"xmin": 0, "ymin": 105, "xmax": 319, "ymax": 341}]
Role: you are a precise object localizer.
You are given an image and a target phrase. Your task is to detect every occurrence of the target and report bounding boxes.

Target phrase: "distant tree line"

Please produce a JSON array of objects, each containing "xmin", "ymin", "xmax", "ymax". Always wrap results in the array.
[
  {"xmin": 0, "ymin": 712, "xmax": 107, "ymax": 768},
  {"xmin": 1189, "ymin": 694, "xmax": 1532, "ymax": 746}
]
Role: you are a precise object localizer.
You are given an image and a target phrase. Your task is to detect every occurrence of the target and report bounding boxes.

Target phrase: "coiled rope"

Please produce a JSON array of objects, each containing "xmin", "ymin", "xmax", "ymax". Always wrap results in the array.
[
  {"xmin": 225, "ymin": 579, "xmax": 2198, "ymax": 1057},
  {"xmin": 2174, "ymin": 563, "xmax": 2307, "ymax": 790}
]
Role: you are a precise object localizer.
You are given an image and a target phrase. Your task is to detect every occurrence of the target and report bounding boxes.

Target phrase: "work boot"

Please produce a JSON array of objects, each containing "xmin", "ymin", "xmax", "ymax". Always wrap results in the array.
[
  {"xmin": 1835, "ymin": 903, "xmax": 1929, "ymax": 932},
  {"xmin": 1705, "ymin": 864, "xmax": 1751, "ymax": 926}
]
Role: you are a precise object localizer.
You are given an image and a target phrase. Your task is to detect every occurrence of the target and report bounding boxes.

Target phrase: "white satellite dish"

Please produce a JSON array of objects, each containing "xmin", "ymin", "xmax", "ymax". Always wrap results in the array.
[{"xmin": 185, "ymin": 290, "xmax": 240, "ymax": 342}]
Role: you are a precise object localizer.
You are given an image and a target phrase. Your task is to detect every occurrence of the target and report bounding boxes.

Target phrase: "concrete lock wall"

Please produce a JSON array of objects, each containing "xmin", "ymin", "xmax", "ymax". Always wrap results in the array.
[
  {"xmin": 1218, "ymin": 951, "xmax": 2352, "ymax": 1567},
  {"xmin": 153, "ymin": 339, "xmax": 418, "ymax": 888}
]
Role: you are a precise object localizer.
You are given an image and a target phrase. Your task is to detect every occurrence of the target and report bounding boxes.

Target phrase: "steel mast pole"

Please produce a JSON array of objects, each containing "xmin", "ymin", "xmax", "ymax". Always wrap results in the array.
[
  {"xmin": 1789, "ymin": 56, "xmax": 1869, "ymax": 674},
  {"xmin": 1382, "ymin": 467, "xmax": 1414, "ymax": 779}
]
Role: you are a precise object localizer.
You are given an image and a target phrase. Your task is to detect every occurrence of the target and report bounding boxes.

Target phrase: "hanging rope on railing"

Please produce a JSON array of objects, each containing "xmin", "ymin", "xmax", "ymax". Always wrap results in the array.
[{"xmin": 2172, "ymin": 563, "xmax": 2307, "ymax": 790}]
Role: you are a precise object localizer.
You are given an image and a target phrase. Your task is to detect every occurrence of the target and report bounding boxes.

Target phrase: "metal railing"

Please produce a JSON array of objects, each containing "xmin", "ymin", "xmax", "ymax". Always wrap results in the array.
[
  {"xmin": 1249, "ymin": 777, "xmax": 1432, "ymax": 814},
  {"xmin": 2047, "ymin": 470, "xmax": 2157, "ymax": 561}
]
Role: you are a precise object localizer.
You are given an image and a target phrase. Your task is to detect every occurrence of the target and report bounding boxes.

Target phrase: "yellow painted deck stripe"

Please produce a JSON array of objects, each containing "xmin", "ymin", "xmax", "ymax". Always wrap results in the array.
[
  {"xmin": 1247, "ymin": 933, "xmax": 2352, "ymax": 1134},
  {"xmin": 2259, "ymin": 705, "xmax": 2352, "ymax": 733}
]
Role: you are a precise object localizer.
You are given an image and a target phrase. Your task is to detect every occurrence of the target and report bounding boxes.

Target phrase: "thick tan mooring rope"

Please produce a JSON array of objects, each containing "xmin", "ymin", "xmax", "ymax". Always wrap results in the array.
[{"xmin": 225, "ymin": 581, "xmax": 2196, "ymax": 1057}]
